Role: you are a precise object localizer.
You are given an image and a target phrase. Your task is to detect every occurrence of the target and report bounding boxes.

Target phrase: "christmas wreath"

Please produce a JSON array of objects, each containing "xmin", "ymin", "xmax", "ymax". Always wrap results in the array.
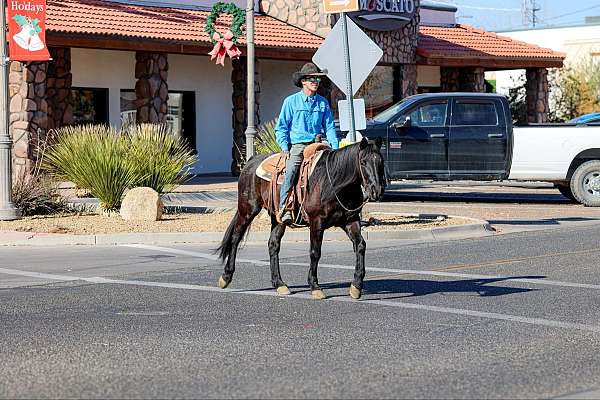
[{"xmin": 205, "ymin": 2, "xmax": 245, "ymax": 66}]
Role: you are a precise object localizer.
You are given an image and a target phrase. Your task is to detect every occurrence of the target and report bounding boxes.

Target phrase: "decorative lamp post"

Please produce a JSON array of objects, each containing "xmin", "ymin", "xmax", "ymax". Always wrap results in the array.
[
  {"xmin": 0, "ymin": 0, "xmax": 20, "ymax": 221},
  {"xmin": 244, "ymin": 0, "xmax": 256, "ymax": 160}
]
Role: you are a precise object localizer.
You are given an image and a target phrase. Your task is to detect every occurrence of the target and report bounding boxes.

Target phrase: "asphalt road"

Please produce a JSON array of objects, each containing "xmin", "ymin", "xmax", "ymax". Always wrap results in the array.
[{"xmin": 2, "ymin": 222, "xmax": 600, "ymax": 399}]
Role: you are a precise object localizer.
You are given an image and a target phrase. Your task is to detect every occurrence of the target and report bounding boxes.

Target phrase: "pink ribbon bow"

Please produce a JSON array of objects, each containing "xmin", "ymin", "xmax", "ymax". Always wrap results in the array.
[{"xmin": 208, "ymin": 30, "xmax": 243, "ymax": 66}]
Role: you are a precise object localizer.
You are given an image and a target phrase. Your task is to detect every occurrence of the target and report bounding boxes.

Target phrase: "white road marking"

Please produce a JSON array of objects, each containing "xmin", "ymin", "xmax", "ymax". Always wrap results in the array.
[
  {"xmin": 122, "ymin": 244, "xmax": 600, "ymax": 291},
  {"xmin": 1, "ymin": 266, "xmax": 599, "ymax": 334}
]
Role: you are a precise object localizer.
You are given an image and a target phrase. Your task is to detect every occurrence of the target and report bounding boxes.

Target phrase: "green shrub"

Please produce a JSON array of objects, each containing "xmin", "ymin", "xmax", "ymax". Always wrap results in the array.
[
  {"xmin": 123, "ymin": 124, "xmax": 196, "ymax": 194},
  {"xmin": 255, "ymin": 118, "xmax": 280, "ymax": 155},
  {"xmin": 43, "ymin": 125, "xmax": 139, "ymax": 211},
  {"xmin": 43, "ymin": 124, "xmax": 198, "ymax": 212}
]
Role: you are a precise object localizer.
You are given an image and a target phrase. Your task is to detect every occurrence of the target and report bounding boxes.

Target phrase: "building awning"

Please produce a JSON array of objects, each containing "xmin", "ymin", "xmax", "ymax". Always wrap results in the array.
[
  {"xmin": 46, "ymin": 0, "xmax": 324, "ymax": 59},
  {"xmin": 46, "ymin": 0, "xmax": 564, "ymax": 68},
  {"xmin": 418, "ymin": 25, "xmax": 564, "ymax": 68}
]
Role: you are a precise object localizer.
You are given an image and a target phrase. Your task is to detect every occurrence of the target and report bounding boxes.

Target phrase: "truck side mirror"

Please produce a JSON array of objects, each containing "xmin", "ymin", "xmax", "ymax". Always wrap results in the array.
[{"xmin": 392, "ymin": 116, "xmax": 411, "ymax": 132}]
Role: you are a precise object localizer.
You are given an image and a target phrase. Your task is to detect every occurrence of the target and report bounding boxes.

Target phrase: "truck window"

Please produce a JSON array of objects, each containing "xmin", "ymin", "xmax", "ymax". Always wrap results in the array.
[
  {"xmin": 406, "ymin": 102, "xmax": 448, "ymax": 127},
  {"xmin": 452, "ymin": 102, "xmax": 498, "ymax": 126}
]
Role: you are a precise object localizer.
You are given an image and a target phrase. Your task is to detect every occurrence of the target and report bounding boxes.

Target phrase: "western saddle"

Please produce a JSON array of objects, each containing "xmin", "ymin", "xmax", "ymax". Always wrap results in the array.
[{"xmin": 256, "ymin": 142, "xmax": 330, "ymax": 227}]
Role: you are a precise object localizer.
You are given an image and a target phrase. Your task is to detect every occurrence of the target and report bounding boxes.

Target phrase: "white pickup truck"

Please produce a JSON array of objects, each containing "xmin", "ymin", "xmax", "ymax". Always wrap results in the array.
[{"xmin": 363, "ymin": 93, "xmax": 600, "ymax": 206}]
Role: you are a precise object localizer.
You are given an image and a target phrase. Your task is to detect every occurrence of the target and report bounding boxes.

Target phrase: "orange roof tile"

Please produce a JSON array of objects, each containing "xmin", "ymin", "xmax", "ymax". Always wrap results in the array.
[
  {"xmin": 46, "ymin": 0, "xmax": 324, "ymax": 49},
  {"xmin": 418, "ymin": 24, "xmax": 565, "ymax": 64},
  {"xmin": 46, "ymin": 1, "xmax": 564, "ymax": 66}
]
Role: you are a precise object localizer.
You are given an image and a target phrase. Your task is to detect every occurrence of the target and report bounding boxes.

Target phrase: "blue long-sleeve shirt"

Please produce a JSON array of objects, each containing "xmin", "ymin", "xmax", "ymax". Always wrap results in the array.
[{"xmin": 275, "ymin": 91, "xmax": 339, "ymax": 151}]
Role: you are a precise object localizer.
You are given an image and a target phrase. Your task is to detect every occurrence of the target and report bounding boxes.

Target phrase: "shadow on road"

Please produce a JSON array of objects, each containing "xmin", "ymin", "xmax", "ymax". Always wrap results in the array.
[
  {"xmin": 266, "ymin": 276, "xmax": 545, "ymax": 300},
  {"xmin": 383, "ymin": 191, "xmax": 571, "ymax": 205}
]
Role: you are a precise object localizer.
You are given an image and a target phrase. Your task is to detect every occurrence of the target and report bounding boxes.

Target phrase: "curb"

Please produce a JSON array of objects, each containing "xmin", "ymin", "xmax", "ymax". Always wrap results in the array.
[{"xmin": 0, "ymin": 216, "xmax": 494, "ymax": 247}]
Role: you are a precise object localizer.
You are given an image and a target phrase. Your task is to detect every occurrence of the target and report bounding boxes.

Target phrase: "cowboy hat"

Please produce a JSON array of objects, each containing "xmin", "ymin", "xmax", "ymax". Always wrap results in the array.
[{"xmin": 292, "ymin": 63, "xmax": 328, "ymax": 88}]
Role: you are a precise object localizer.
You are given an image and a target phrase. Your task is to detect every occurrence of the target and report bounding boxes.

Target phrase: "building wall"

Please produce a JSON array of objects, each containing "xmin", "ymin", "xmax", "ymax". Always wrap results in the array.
[
  {"xmin": 259, "ymin": 59, "xmax": 304, "ymax": 124},
  {"xmin": 71, "ymin": 48, "xmax": 233, "ymax": 174}
]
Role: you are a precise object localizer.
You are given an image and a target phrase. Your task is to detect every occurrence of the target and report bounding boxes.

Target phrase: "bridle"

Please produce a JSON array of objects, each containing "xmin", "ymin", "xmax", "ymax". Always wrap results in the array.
[{"xmin": 325, "ymin": 149, "xmax": 370, "ymax": 213}]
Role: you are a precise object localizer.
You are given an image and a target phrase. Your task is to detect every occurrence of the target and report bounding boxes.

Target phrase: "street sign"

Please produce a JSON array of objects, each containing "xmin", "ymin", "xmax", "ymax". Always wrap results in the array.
[
  {"xmin": 338, "ymin": 99, "xmax": 366, "ymax": 131},
  {"xmin": 312, "ymin": 17, "xmax": 383, "ymax": 96},
  {"xmin": 322, "ymin": 0, "xmax": 359, "ymax": 14}
]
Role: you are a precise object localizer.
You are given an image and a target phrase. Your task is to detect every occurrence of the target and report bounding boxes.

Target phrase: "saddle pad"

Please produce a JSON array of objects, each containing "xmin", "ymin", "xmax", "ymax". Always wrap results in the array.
[
  {"xmin": 256, "ymin": 153, "xmax": 287, "ymax": 183},
  {"xmin": 256, "ymin": 150, "xmax": 327, "ymax": 183}
]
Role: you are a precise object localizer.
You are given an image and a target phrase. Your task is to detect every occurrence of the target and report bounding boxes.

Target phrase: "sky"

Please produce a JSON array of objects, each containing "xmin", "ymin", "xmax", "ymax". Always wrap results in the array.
[{"xmin": 435, "ymin": 0, "xmax": 600, "ymax": 32}]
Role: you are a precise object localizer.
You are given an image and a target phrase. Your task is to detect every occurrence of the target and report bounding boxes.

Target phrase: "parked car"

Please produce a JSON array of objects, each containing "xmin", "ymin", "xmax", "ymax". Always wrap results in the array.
[
  {"xmin": 360, "ymin": 93, "xmax": 600, "ymax": 206},
  {"xmin": 570, "ymin": 113, "xmax": 600, "ymax": 125}
]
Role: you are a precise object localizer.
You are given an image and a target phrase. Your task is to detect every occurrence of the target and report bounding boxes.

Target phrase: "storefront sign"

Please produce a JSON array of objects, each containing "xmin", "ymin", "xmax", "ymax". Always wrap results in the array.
[
  {"xmin": 348, "ymin": 0, "xmax": 417, "ymax": 31},
  {"xmin": 8, "ymin": 0, "xmax": 51, "ymax": 61},
  {"xmin": 322, "ymin": 0, "xmax": 360, "ymax": 14}
]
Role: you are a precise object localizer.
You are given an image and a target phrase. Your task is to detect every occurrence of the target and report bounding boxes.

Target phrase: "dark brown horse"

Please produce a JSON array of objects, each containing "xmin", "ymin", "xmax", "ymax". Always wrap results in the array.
[{"xmin": 216, "ymin": 137, "xmax": 386, "ymax": 300}]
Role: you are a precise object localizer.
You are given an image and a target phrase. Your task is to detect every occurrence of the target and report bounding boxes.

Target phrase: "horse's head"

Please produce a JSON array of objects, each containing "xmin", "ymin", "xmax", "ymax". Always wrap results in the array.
[{"xmin": 358, "ymin": 137, "xmax": 386, "ymax": 201}]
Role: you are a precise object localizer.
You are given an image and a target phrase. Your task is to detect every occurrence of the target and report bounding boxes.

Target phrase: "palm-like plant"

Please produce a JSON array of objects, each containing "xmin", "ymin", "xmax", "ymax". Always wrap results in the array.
[
  {"xmin": 123, "ymin": 124, "xmax": 197, "ymax": 194},
  {"xmin": 43, "ymin": 125, "xmax": 139, "ymax": 211},
  {"xmin": 255, "ymin": 118, "xmax": 281, "ymax": 155}
]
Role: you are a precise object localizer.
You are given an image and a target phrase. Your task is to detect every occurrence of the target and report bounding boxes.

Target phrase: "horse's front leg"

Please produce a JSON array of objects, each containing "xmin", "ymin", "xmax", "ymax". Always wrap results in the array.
[
  {"xmin": 269, "ymin": 215, "xmax": 290, "ymax": 295},
  {"xmin": 344, "ymin": 220, "xmax": 366, "ymax": 299},
  {"xmin": 308, "ymin": 220, "xmax": 326, "ymax": 300}
]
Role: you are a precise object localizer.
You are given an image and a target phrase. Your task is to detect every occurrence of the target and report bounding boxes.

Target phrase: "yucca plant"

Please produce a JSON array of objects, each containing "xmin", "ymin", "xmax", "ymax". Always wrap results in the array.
[
  {"xmin": 255, "ymin": 118, "xmax": 281, "ymax": 155},
  {"xmin": 44, "ymin": 125, "xmax": 140, "ymax": 211},
  {"xmin": 123, "ymin": 124, "xmax": 197, "ymax": 194}
]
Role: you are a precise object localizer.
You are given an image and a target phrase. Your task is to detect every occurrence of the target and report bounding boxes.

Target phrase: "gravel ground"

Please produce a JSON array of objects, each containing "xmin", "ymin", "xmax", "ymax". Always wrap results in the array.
[{"xmin": 0, "ymin": 211, "xmax": 468, "ymax": 235}]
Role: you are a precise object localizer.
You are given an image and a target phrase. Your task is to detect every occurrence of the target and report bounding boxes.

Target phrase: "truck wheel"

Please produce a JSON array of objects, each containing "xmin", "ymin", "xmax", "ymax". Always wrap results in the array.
[
  {"xmin": 555, "ymin": 184, "xmax": 577, "ymax": 202},
  {"xmin": 570, "ymin": 160, "xmax": 600, "ymax": 206}
]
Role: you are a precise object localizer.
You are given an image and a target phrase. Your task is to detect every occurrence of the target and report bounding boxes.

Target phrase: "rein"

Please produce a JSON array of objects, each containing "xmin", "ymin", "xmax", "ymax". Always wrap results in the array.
[{"xmin": 325, "ymin": 149, "xmax": 369, "ymax": 213}]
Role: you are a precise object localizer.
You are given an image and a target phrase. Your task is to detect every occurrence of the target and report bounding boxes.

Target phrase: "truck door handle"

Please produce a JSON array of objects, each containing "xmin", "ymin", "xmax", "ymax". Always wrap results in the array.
[
  {"xmin": 488, "ymin": 133, "xmax": 503, "ymax": 138},
  {"xmin": 429, "ymin": 134, "xmax": 445, "ymax": 138}
]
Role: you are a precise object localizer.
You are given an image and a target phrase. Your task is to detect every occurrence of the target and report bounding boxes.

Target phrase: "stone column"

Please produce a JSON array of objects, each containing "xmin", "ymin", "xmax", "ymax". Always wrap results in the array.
[
  {"xmin": 231, "ymin": 57, "xmax": 260, "ymax": 176},
  {"xmin": 460, "ymin": 67, "xmax": 486, "ymax": 92},
  {"xmin": 441, "ymin": 67, "xmax": 486, "ymax": 93},
  {"xmin": 135, "ymin": 52, "xmax": 169, "ymax": 123},
  {"xmin": 525, "ymin": 68, "xmax": 549, "ymax": 123},
  {"xmin": 9, "ymin": 61, "xmax": 49, "ymax": 180},
  {"xmin": 47, "ymin": 47, "xmax": 73, "ymax": 130},
  {"xmin": 440, "ymin": 67, "xmax": 460, "ymax": 92},
  {"xmin": 396, "ymin": 64, "xmax": 417, "ymax": 99}
]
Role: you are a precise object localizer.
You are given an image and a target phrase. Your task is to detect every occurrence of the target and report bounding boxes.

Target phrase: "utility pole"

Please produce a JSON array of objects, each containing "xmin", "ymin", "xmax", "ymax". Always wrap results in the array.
[
  {"xmin": 0, "ymin": 0, "xmax": 20, "ymax": 221},
  {"xmin": 244, "ymin": 0, "xmax": 256, "ymax": 161}
]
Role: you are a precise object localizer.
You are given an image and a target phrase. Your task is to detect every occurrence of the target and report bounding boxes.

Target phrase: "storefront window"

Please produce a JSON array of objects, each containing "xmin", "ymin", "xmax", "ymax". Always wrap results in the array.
[
  {"xmin": 120, "ymin": 90, "xmax": 196, "ymax": 152},
  {"xmin": 72, "ymin": 88, "xmax": 108, "ymax": 125}
]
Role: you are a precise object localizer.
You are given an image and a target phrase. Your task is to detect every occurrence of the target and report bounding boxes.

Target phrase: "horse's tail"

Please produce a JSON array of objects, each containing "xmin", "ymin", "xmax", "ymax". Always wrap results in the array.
[{"xmin": 216, "ymin": 211, "xmax": 249, "ymax": 263}]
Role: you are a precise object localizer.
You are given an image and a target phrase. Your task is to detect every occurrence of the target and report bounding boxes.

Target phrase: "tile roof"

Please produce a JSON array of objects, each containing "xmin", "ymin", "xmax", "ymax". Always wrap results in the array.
[
  {"xmin": 46, "ymin": 1, "xmax": 564, "ymax": 66},
  {"xmin": 418, "ymin": 24, "xmax": 565, "ymax": 64},
  {"xmin": 46, "ymin": 0, "xmax": 324, "ymax": 49}
]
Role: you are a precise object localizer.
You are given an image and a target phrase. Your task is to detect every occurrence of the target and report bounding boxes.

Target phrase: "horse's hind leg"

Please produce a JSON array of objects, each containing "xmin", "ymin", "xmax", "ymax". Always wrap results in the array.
[
  {"xmin": 217, "ymin": 202, "xmax": 261, "ymax": 289},
  {"xmin": 268, "ymin": 215, "xmax": 290, "ymax": 295}
]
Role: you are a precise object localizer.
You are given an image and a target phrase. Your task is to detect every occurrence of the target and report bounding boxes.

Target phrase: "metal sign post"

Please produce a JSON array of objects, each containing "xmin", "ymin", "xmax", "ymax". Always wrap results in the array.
[
  {"xmin": 340, "ymin": 13, "xmax": 357, "ymax": 143},
  {"xmin": 0, "ymin": 0, "xmax": 20, "ymax": 220}
]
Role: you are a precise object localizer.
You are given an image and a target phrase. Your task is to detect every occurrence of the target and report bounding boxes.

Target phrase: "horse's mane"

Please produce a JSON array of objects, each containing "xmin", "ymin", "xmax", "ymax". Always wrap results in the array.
[{"xmin": 310, "ymin": 142, "xmax": 364, "ymax": 203}]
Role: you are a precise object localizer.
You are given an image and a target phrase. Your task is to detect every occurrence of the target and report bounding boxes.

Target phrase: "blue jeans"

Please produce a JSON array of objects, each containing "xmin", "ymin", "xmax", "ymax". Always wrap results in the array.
[{"xmin": 279, "ymin": 143, "xmax": 308, "ymax": 210}]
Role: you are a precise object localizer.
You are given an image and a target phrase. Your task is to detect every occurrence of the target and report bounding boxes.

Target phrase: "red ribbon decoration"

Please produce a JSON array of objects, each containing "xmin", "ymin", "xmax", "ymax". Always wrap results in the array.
[{"xmin": 208, "ymin": 30, "xmax": 243, "ymax": 66}]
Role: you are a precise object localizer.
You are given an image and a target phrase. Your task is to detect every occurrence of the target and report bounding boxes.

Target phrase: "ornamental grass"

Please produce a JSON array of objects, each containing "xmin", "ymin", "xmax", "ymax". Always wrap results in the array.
[
  {"xmin": 122, "ymin": 124, "xmax": 196, "ymax": 194},
  {"xmin": 255, "ymin": 118, "xmax": 280, "ymax": 155},
  {"xmin": 43, "ymin": 124, "xmax": 197, "ymax": 212}
]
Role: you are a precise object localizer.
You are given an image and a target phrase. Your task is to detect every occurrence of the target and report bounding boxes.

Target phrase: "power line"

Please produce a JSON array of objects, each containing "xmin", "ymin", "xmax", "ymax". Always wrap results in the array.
[{"xmin": 541, "ymin": 4, "xmax": 600, "ymax": 22}]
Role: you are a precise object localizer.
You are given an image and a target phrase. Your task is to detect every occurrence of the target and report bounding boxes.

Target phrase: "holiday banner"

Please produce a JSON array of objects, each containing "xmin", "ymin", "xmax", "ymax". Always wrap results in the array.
[{"xmin": 8, "ymin": 0, "xmax": 51, "ymax": 61}]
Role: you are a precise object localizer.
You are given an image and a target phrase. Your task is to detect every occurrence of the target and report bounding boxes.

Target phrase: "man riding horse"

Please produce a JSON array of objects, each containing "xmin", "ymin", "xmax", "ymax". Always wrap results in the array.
[{"xmin": 276, "ymin": 62, "xmax": 339, "ymax": 225}]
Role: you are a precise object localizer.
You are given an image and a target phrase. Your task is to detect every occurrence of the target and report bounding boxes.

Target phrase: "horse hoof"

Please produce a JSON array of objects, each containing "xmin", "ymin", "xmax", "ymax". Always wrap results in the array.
[
  {"xmin": 218, "ymin": 276, "xmax": 230, "ymax": 289},
  {"xmin": 311, "ymin": 289, "xmax": 327, "ymax": 300},
  {"xmin": 349, "ymin": 284, "xmax": 361, "ymax": 299},
  {"xmin": 276, "ymin": 286, "xmax": 291, "ymax": 296}
]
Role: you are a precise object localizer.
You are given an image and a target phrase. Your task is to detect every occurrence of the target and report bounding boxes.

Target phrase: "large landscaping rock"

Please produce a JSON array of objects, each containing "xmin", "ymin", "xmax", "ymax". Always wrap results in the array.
[{"xmin": 120, "ymin": 187, "xmax": 164, "ymax": 221}]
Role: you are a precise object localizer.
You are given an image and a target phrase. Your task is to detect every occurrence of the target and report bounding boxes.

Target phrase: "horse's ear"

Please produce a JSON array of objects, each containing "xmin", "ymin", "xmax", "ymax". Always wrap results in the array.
[
  {"xmin": 360, "ymin": 137, "xmax": 369, "ymax": 149},
  {"xmin": 374, "ymin": 136, "xmax": 383, "ymax": 150}
]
